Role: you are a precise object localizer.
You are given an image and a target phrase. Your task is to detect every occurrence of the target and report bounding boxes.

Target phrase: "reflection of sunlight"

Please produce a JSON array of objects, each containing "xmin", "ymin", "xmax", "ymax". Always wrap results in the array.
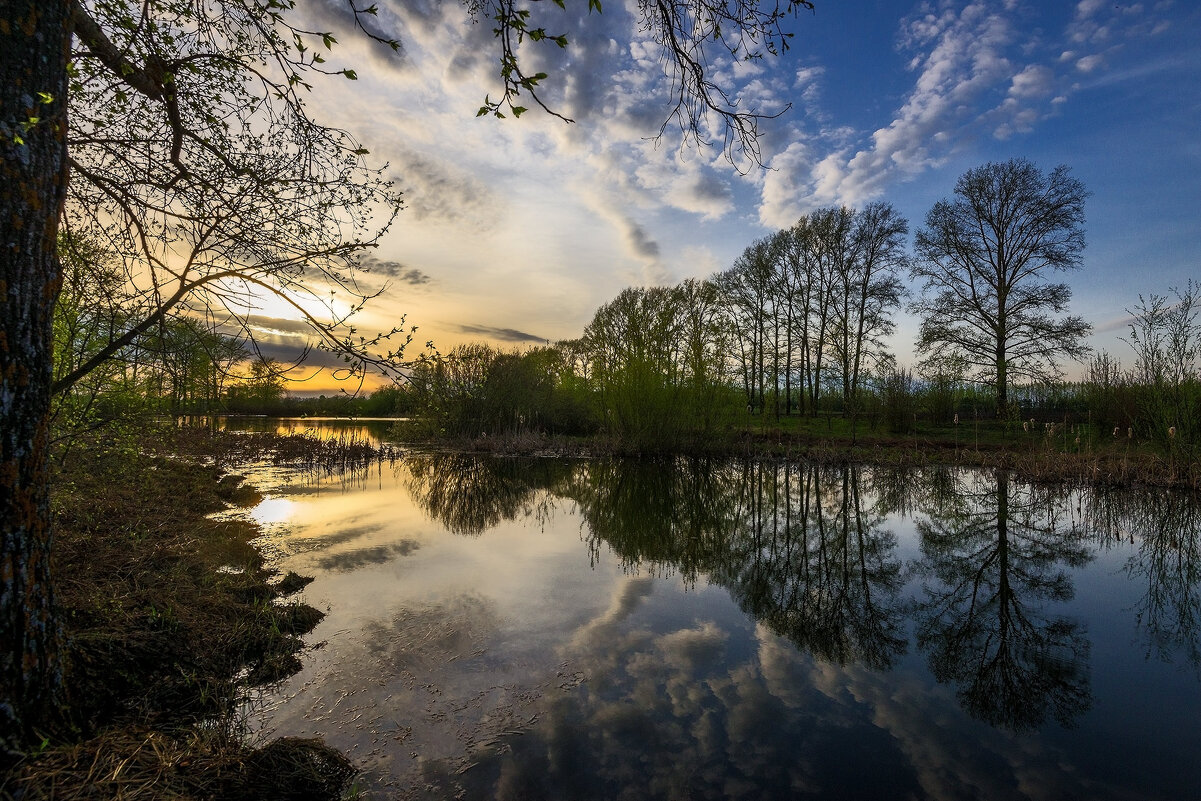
[{"xmin": 252, "ymin": 497, "xmax": 297, "ymax": 526}]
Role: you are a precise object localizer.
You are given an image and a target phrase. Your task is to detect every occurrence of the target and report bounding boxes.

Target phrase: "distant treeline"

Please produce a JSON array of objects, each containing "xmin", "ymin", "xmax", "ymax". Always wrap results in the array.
[
  {"xmin": 227, "ymin": 387, "xmax": 415, "ymax": 418},
  {"xmin": 405, "ymin": 293, "xmax": 1201, "ymax": 459},
  {"xmin": 402, "ymin": 200, "xmax": 1200, "ymax": 456}
]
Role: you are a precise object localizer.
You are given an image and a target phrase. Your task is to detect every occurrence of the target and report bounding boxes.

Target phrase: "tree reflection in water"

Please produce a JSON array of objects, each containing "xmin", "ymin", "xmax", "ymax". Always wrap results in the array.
[
  {"xmin": 571, "ymin": 460, "xmax": 908, "ymax": 669},
  {"xmin": 1085, "ymin": 485, "xmax": 1201, "ymax": 670},
  {"xmin": 400, "ymin": 455, "xmax": 1201, "ymax": 735},
  {"xmin": 403, "ymin": 453, "xmax": 573, "ymax": 537},
  {"xmin": 408, "ymin": 456, "xmax": 910, "ymax": 670},
  {"xmin": 912, "ymin": 469, "xmax": 1093, "ymax": 730}
]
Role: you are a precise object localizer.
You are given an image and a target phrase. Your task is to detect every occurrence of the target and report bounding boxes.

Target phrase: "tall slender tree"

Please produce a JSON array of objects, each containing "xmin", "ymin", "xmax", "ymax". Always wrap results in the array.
[
  {"xmin": 839, "ymin": 202, "xmax": 907, "ymax": 413},
  {"xmin": 779, "ymin": 217, "xmax": 819, "ymax": 416},
  {"xmin": 719, "ymin": 238, "xmax": 775, "ymax": 411},
  {"xmin": 805, "ymin": 207, "xmax": 849, "ymax": 415}
]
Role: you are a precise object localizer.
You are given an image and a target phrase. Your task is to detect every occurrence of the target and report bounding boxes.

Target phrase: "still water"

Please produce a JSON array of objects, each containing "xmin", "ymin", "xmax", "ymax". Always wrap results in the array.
[{"xmin": 230, "ymin": 420, "xmax": 1201, "ymax": 800}]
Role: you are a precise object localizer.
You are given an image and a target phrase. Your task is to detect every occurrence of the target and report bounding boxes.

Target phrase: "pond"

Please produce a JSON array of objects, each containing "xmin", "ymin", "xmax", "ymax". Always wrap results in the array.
[{"xmin": 229, "ymin": 420, "xmax": 1201, "ymax": 800}]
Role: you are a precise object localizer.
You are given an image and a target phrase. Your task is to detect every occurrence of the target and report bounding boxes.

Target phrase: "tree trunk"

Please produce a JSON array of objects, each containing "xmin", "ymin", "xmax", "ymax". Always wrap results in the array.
[
  {"xmin": 772, "ymin": 314, "xmax": 781, "ymax": 420},
  {"xmin": 996, "ymin": 343, "xmax": 1008, "ymax": 419},
  {"xmin": 1, "ymin": 0, "xmax": 71, "ymax": 753},
  {"xmin": 784, "ymin": 311, "xmax": 793, "ymax": 417}
]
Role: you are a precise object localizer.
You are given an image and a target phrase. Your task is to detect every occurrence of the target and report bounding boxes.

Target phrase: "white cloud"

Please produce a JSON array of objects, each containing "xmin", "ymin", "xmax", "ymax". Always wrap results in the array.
[
  {"xmin": 673, "ymin": 245, "xmax": 723, "ymax": 281},
  {"xmin": 791, "ymin": 2, "xmax": 1019, "ymax": 206},
  {"xmin": 1009, "ymin": 64, "xmax": 1054, "ymax": 97},
  {"xmin": 272, "ymin": 0, "xmax": 1186, "ymax": 368},
  {"xmin": 758, "ymin": 141, "xmax": 817, "ymax": 228},
  {"xmin": 634, "ymin": 155, "xmax": 735, "ymax": 221},
  {"xmin": 751, "ymin": 0, "xmax": 1177, "ymax": 223},
  {"xmin": 794, "ymin": 65, "xmax": 825, "ymax": 89}
]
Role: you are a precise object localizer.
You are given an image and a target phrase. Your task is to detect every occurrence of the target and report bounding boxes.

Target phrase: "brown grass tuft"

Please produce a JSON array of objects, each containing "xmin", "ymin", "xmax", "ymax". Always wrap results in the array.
[{"xmin": 3, "ymin": 431, "xmax": 361, "ymax": 799}]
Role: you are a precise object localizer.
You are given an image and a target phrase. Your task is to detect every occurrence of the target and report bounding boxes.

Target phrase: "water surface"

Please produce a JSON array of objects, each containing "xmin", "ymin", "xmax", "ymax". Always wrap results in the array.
[{"xmin": 231, "ymin": 421, "xmax": 1201, "ymax": 800}]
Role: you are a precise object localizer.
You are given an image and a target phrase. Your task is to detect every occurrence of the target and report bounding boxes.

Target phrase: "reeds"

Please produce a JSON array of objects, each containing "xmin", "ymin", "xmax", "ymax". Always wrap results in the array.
[{"xmin": 160, "ymin": 425, "xmax": 402, "ymax": 478}]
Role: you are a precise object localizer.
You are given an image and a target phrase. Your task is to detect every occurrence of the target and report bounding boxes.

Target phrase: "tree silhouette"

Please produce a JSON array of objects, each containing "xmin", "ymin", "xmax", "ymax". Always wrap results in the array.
[
  {"xmin": 912, "ymin": 159, "xmax": 1091, "ymax": 415},
  {"xmin": 404, "ymin": 453, "xmax": 570, "ymax": 538},
  {"xmin": 570, "ymin": 459, "xmax": 907, "ymax": 668},
  {"xmin": 1085, "ymin": 485, "xmax": 1201, "ymax": 671},
  {"xmin": 914, "ymin": 470, "xmax": 1093, "ymax": 730},
  {"xmin": 716, "ymin": 462, "xmax": 907, "ymax": 669}
]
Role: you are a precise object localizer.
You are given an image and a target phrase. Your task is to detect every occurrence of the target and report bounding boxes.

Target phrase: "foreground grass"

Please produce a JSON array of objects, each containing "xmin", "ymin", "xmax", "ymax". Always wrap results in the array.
[{"xmin": 1, "ymin": 429, "xmax": 375, "ymax": 800}]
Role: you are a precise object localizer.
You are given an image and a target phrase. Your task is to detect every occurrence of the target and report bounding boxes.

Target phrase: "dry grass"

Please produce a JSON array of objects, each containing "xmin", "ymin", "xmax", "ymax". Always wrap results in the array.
[
  {"xmin": 1, "ymin": 432, "xmax": 361, "ymax": 800},
  {"xmin": 160, "ymin": 425, "xmax": 400, "ymax": 475},
  {"xmin": 5, "ymin": 729, "xmax": 352, "ymax": 801}
]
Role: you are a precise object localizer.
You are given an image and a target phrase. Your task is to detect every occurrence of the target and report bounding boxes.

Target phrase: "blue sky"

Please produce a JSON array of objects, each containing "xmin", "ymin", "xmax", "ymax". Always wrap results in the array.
[{"xmin": 278, "ymin": 0, "xmax": 1201, "ymax": 387}]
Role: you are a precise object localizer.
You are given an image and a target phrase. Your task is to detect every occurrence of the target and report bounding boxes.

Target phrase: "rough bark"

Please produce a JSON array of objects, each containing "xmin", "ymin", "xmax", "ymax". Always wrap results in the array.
[{"xmin": 1, "ymin": 0, "xmax": 71, "ymax": 754}]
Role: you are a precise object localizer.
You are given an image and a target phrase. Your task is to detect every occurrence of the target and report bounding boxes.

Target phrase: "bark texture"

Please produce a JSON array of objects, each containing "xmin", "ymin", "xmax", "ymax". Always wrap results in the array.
[{"xmin": 1, "ymin": 0, "xmax": 71, "ymax": 753}]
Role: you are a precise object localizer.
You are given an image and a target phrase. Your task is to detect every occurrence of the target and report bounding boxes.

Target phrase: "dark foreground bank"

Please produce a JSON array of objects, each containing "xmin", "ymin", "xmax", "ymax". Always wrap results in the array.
[{"xmin": 1, "ymin": 429, "xmax": 377, "ymax": 800}]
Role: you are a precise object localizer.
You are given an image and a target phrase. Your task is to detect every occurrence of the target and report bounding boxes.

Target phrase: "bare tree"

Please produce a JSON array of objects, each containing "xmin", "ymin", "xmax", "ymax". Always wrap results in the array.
[
  {"xmin": 829, "ymin": 202, "xmax": 907, "ymax": 415},
  {"xmin": 1122, "ymin": 282, "xmax": 1201, "ymax": 447},
  {"xmin": 778, "ymin": 217, "xmax": 819, "ymax": 416},
  {"xmin": 770, "ymin": 227, "xmax": 802, "ymax": 416},
  {"xmin": 911, "ymin": 159, "xmax": 1091, "ymax": 416},
  {"xmin": 718, "ymin": 238, "xmax": 775, "ymax": 411},
  {"xmin": 803, "ymin": 207, "xmax": 849, "ymax": 415}
]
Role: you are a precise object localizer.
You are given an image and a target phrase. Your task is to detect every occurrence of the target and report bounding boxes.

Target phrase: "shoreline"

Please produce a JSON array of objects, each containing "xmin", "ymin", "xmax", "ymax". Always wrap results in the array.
[
  {"xmin": 392, "ymin": 427, "xmax": 1198, "ymax": 492},
  {"xmin": 3, "ymin": 430, "xmax": 361, "ymax": 800}
]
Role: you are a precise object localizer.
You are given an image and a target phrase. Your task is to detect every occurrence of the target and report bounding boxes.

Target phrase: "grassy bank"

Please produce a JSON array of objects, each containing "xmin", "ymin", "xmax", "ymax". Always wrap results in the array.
[
  {"xmin": 392, "ymin": 415, "xmax": 1198, "ymax": 490},
  {"xmin": 2, "ymin": 429, "xmax": 376, "ymax": 800}
]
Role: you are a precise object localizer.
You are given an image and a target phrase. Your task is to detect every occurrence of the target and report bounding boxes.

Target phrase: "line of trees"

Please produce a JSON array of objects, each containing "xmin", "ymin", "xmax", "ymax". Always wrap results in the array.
[
  {"xmin": 717, "ymin": 201, "xmax": 908, "ymax": 421},
  {"xmin": 409, "ymin": 160, "xmax": 1097, "ymax": 446},
  {"xmin": 407, "ymin": 201, "xmax": 913, "ymax": 447},
  {"xmin": 408, "ymin": 159, "xmax": 1201, "ymax": 460}
]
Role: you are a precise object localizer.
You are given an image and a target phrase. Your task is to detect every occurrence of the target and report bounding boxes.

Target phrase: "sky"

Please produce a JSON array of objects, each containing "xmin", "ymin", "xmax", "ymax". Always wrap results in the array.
[{"xmin": 264, "ymin": 0, "xmax": 1201, "ymax": 392}]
